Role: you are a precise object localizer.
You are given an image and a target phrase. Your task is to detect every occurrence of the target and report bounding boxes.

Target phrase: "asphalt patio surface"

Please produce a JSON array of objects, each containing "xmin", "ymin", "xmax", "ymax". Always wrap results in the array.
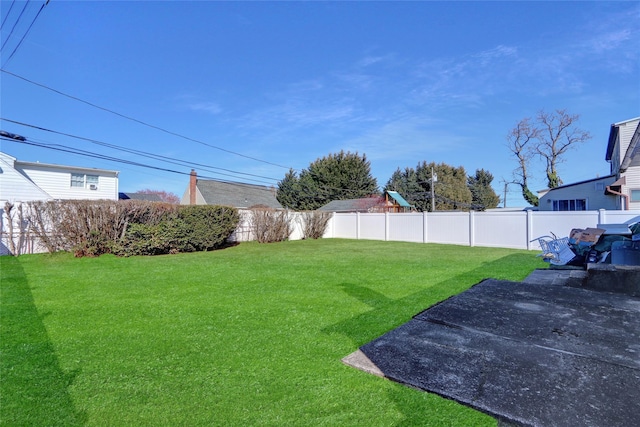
[{"xmin": 344, "ymin": 268, "xmax": 640, "ymax": 427}]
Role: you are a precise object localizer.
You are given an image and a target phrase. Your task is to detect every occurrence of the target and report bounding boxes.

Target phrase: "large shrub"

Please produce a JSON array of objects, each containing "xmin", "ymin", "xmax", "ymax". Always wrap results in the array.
[
  {"xmin": 299, "ymin": 211, "xmax": 332, "ymax": 239},
  {"xmin": 177, "ymin": 205, "xmax": 240, "ymax": 251},
  {"xmin": 24, "ymin": 200, "xmax": 238, "ymax": 257},
  {"xmin": 26, "ymin": 200, "xmax": 178, "ymax": 255},
  {"xmin": 250, "ymin": 207, "xmax": 292, "ymax": 243},
  {"xmin": 116, "ymin": 220, "xmax": 189, "ymax": 256}
]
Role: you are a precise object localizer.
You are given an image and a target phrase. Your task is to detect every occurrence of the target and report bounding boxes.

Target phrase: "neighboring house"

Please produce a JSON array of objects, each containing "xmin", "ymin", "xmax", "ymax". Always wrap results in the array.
[
  {"xmin": 605, "ymin": 116, "xmax": 640, "ymax": 210},
  {"xmin": 181, "ymin": 170, "xmax": 282, "ymax": 209},
  {"xmin": 119, "ymin": 192, "xmax": 163, "ymax": 202},
  {"xmin": 0, "ymin": 151, "xmax": 119, "ymax": 203},
  {"xmin": 318, "ymin": 191, "xmax": 414, "ymax": 213},
  {"xmin": 538, "ymin": 117, "xmax": 640, "ymax": 211},
  {"xmin": 538, "ymin": 175, "xmax": 618, "ymax": 211}
]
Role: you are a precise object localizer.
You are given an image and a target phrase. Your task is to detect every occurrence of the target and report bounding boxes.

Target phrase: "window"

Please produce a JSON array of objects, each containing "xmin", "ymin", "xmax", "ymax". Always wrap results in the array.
[
  {"xmin": 71, "ymin": 173, "xmax": 99, "ymax": 189},
  {"xmin": 552, "ymin": 199, "xmax": 587, "ymax": 211},
  {"xmin": 71, "ymin": 173, "xmax": 85, "ymax": 187},
  {"xmin": 631, "ymin": 190, "xmax": 640, "ymax": 202},
  {"xmin": 86, "ymin": 175, "xmax": 99, "ymax": 189}
]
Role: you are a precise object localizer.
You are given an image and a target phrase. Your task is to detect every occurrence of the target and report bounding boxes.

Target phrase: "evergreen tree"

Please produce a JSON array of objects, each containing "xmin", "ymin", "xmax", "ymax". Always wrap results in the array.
[
  {"xmin": 386, "ymin": 167, "xmax": 421, "ymax": 205},
  {"xmin": 276, "ymin": 151, "xmax": 378, "ymax": 210},
  {"xmin": 467, "ymin": 169, "xmax": 500, "ymax": 210},
  {"xmin": 275, "ymin": 169, "xmax": 303, "ymax": 210},
  {"xmin": 384, "ymin": 162, "xmax": 472, "ymax": 211}
]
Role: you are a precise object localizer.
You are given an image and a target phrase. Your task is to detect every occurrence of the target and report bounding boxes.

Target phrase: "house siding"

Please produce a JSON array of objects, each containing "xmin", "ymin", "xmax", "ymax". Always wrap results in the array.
[
  {"xmin": 618, "ymin": 119, "xmax": 639, "ymax": 169},
  {"xmin": 16, "ymin": 163, "xmax": 118, "ymax": 200},
  {"xmin": 538, "ymin": 176, "xmax": 618, "ymax": 211},
  {"xmin": 612, "ymin": 118, "xmax": 640, "ymax": 210},
  {"xmin": 610, "ymin": 143, "xmax": 621, "ymax": 175},
  {"xmin": 0, "ymin": 158, "xmax": 53, "ymax": 203},
  {"xmin": 624, "ymin": 167, "xmax": 640, "ymax": 210},
  {"xmin": 1, "ymin": 152, "xmax": 120, "ymax": 202}
]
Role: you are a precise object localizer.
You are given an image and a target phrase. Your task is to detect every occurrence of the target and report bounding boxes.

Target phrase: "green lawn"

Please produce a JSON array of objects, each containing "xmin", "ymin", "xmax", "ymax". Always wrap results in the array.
[{"xmin": 1, "ymin": 239, "xmax": 544, "ymax": 426}]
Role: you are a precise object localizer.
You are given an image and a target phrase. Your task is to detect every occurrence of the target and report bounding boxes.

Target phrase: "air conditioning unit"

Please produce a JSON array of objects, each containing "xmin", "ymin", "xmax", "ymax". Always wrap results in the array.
[{"xmin": 89, "ymin": 184, "xmax": 98, "ymax": 190}]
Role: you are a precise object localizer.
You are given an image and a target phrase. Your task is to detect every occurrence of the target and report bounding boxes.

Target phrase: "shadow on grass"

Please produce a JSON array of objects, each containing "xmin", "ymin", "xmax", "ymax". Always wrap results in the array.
[
  {"xmin": 327, "ymin": 252, "xmax": 538, "ymax": 426},
  {"xmin": 0, "ymin": 256, "xmax": 86, "ymax": 426},
  {"xmin": 325, "ymin": 252, "xmax": 538, "ymax": 346}
]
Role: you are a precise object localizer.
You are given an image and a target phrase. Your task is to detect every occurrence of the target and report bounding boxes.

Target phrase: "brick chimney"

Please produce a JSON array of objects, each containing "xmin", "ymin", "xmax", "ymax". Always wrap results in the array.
[{"xmin": 189, "ymin": 169, "xmax": 197, "ymax": 205}]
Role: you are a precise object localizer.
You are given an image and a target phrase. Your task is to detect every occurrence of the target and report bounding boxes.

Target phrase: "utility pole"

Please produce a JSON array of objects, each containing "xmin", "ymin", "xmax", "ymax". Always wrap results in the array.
[
  {"xmin": 431, "ymin": 166, "xmax": 438, "ymax": 212},
  {"xmin": 503, "ymin": 181, "xmax": 508, "ymax": 208}
]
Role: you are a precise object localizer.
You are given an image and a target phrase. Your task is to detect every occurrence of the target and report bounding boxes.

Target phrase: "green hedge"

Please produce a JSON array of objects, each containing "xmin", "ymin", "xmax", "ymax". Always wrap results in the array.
[
  {"xmin": 178, "ymin": 205, "xmax": 240, "ymax": 252},
  {"xmin": 115, "ymin": 205, "xmax": 240, "ymax": 256},
  {"xmin": 21, "ymin": 200, "xmax": 241, "ymax": 257},
  {"xmin": 116, "ymin": 220, "xmax": 189, "ymax": 256}
]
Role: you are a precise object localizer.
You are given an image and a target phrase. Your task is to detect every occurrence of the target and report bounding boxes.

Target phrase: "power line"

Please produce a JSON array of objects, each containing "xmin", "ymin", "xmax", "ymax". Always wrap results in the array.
[
  {"xmin": 0, "ymin": 135, "xmax": 279, "ymax": 191},
  {"xmin": 0, "ymin": 68, "xmax": 293, "ymax": 169},
  {"xmin": 0, "ymin": 0, "xmax": 17, "ymax": 31},
  {"xmin": 2, "ymin": 120, "xmax": 385, "ymax": 198},
  {"xmin": 2, "ymin": 0, "xmax": 49, "ymax": 67},
  {"xmin": 1, "ymin": 117, "xmax": 280, "ymax": 183},
  {"xmin": 0, "ymin": 0, "xmax": 30, "ymax": 53}
]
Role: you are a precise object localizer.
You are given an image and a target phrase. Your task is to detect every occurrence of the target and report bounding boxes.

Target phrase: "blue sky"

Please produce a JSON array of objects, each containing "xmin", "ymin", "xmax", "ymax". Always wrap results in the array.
[{"xmin": 1, "ymin": 1, "xmax": 639, "ymax": 207}]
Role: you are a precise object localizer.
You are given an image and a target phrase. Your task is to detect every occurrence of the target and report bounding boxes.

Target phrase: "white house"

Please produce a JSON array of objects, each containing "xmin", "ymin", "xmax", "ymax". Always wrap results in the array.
[
  {"xmin": 538, "ymin": 117, "xmax": 640, "ymax": 211},
  {"xmin": 605, "ymin": 117, "xmax": 640, "ymax": 210},
  {"xmin": 0, "ymin": 151, "xmax": 119, "ymax": 203},
  {"xmin": 538, "ymin": 175, "xmax": 618, "ymax": 211}
]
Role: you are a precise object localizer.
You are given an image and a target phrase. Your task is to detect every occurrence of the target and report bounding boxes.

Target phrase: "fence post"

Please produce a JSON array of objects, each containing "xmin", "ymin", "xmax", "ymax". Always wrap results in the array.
[
  {"xmin": 356, "ymin": 212, "xmax": 361, "ymax": 240},
  {"xmin": 598, "ymin": 209, "xmax": 606, "ymax": 225},
  {"xmin": 526, "ymin": 209, "xmax": 533, "ymax": 250},
  {"xmin": 469, "ymin": 210, "xmax": 475, "ymax": 247},
  {"xmin": 385, "ymin": 212, "xmax": 390, "ymax": 241},
  {"xmin": 423, "ymin": 211, "xmax": 428, "ymax": 243}
]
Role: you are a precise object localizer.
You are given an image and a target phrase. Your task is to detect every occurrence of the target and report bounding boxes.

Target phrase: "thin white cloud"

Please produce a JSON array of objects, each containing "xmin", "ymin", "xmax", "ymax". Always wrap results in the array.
[
  {"xmin": 588, "ymin": 29, "xmax": 632, "ymax": 53},
  {"xmin": 341, "ymin": 117, "xmax": 466, "ymax": 163},
  {"xmin": 227, "ymin": 3, "xmax": 638, "ymax": 166},
  {"xmin": 472, "ymin": 45, "xmax": 518, "ymax": 65},
  {"xmin": 187, "ymin": 101, "xmax": 222, "ymax": 115},
  {"xmin": 357, "ymin": 53, "xmax": 396, "ymax": 68}
]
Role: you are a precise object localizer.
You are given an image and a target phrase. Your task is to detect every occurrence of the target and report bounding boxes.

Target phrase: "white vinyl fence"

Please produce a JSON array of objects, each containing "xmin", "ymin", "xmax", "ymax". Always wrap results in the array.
[
  {"xmin": 229, "ymin": 209, "xmax": 306, "ymax": 242},
  {"xmin": 324, "ymin": 210, "xmax": 640, "ymax": 251},
  {"xmin": 4, "ymin": 204, "xmax": 640, "ymax": 255}
]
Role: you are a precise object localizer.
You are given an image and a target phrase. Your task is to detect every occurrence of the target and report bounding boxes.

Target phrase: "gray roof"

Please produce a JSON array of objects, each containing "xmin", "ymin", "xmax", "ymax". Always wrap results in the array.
[
  {"xmin": 197, "ymin": 179, "xmax": 282, "ymax": 209},
  {"xmin": 119, "ymin": 192, "xmax": 163, "ymax": 202},
  {"xmin": 318, "ymin": 197, "xmax": 381, "ymax": 213}
]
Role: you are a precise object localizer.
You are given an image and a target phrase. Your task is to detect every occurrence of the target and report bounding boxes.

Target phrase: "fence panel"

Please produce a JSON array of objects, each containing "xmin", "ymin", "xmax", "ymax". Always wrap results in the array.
[
  {"xmin": 473, "ymin": 212, "xmax": 529, "ymax": 249},
  {"xmin": 427, "ymin": 212, "xmax": 470, "ymax": 245},
  {"xmin": 530, "ymin": 211, "xmax": 600, "ymax": 246},
  {"xmin": 289, "ymin": 212, "xmax": 305, "ymax": 241},
  {"xmin": 388, "ymin": 213, "xmax": 425, "ymax": 243},
  {"xmin": 359, "ymin": 213, "xmax": 386, "ymax": 240},
  {"xmin": 331, "ymin": 213, "xmax": 358, "ymax": 239},
  {"xmin": 598, "ymin": 210, "xmax": 640, "ymax": 226}
]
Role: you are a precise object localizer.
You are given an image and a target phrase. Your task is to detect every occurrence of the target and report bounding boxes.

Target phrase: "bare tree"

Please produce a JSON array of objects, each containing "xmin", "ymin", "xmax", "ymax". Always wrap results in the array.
[
  {"xmin": 298, "ymin": 211, "xmax": 332, "ymax": 239},
  {"xmin": 507, "ymin": 117, "xmax": 540, "ymax": 206},
  {"xmin": 535, "ymin": 109, "xmax": 591, "ymax": 189},
  {"xmin": 137, "ymin": 189, "xmax": 181, "ymax": 204},
  {"xmin": 506, "ymin": 109, "xmax": 591, "ymax": 207},
  {"xmin": 3, "ymin": 202, "xmax": 27, "ymax": 256},
  {"xmin": 249, "ymin": 207, "xmax": 292, "ymax": 243}
]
